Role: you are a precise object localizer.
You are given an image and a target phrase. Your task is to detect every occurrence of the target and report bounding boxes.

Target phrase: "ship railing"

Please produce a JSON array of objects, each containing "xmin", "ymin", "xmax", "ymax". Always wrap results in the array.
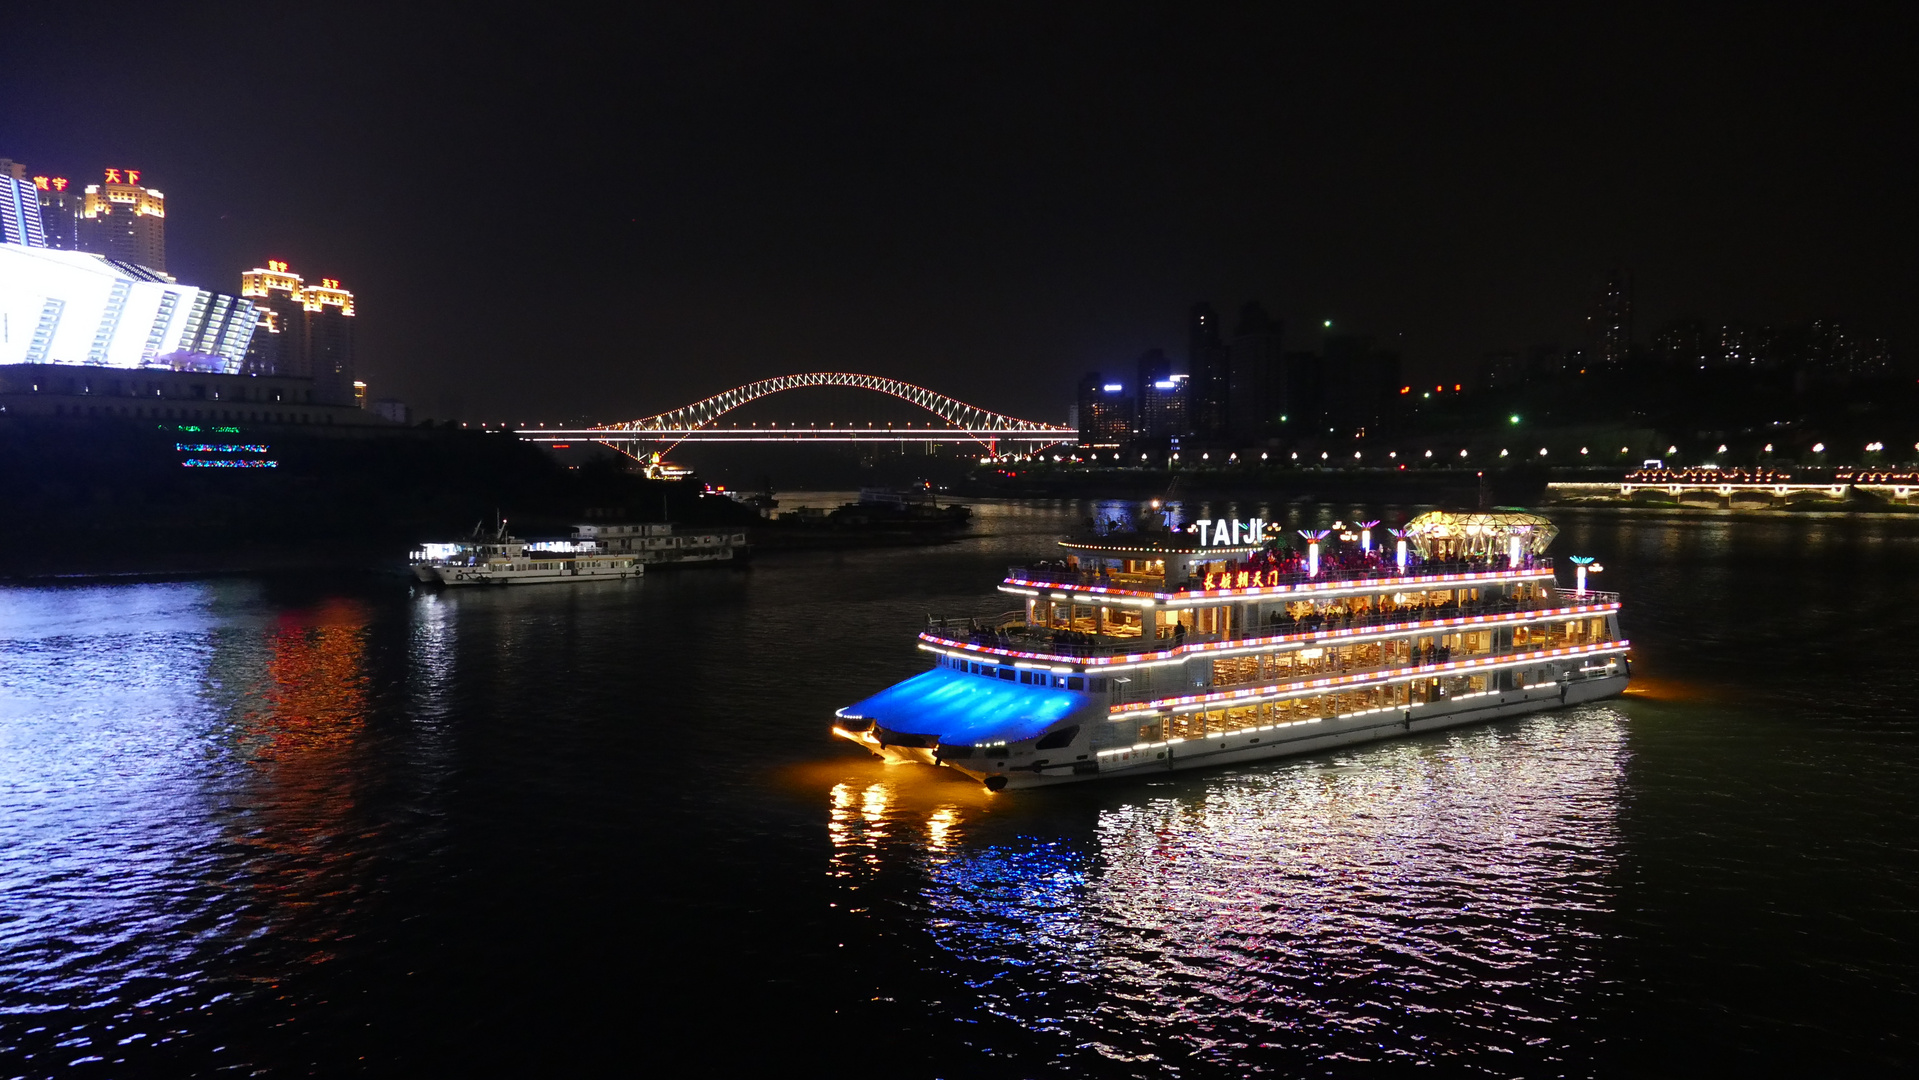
[
  {"xmin": 1550, "ymin": 588, "xmax": 1619, "ymax": 604},
  {"xmin": 1108, "ymin": 635, "xmax": 1629, "ymax": 706},
  {"xmin": 1007, "ymin": 556, "xmax": 1555, "ymax": 591},
  {"xmin": 923, "ymin": 594, "xmax": 1617, "ymax": 660}
]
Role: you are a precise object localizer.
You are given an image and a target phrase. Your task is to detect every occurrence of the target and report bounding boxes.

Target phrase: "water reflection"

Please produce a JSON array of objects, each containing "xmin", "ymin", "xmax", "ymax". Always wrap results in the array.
[
  {"xmin": 826, "ymin": 710, "xmax": 1629, "ymax": 1071},
  {"xmin": 0, "ymin": 583, "xmax": 383, "ymax": 1068}
]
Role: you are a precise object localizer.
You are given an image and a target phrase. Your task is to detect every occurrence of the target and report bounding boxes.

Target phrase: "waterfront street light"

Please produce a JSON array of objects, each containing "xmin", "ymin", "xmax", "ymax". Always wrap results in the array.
[
  {"xmin": 1569, "ymin": 555, "xmax": 1602, "ymax": 596},
  {"xmin": 1299, "ymin": 529, "xmax": 1331, "ymax": 577},
  {"xmin": 1388, "ymin": 527, "xmax": 1410, "ymax": 572},
  {"xmin": 1358, "ymin": 520, "xmax": 1380, "ymax": 552}
]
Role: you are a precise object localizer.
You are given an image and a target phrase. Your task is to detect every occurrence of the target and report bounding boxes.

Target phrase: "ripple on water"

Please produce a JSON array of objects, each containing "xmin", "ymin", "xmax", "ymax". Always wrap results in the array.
[{"xmin": 856, "ymin": 712, "xmax": 1631, "ymax": 1074}]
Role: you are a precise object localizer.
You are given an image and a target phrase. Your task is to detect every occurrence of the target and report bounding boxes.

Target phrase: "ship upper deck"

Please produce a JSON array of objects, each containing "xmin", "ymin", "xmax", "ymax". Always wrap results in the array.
[{"xmin": 1005, "ymin": 554, "xmax": 1554, "ymax": 606}]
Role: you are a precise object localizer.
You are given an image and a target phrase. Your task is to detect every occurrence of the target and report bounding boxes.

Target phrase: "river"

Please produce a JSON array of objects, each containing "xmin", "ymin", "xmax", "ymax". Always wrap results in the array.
[{"xmin": 2, "ymin": 499, "xmax": 1915, "ymax": 1076}]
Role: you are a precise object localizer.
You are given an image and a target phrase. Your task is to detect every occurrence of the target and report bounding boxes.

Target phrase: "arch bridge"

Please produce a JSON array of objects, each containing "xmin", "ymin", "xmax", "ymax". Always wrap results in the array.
[{"xmin": 519, "ymin": 372, "xmax": 1076, "ymax": 453}]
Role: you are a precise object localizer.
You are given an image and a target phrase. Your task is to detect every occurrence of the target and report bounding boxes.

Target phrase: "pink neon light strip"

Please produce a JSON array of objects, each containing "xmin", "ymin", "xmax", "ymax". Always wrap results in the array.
[
  {"xmin": 920, "ymin": 601, "xmax": 1622, "ymax": 667},
  {"xmin": 1110, "ymin": 639, "xmax": 1630, "ymax": 715},
  {"xmin": 1004, "ymin": 565, "xmax": 1552, "ymax": 604}
]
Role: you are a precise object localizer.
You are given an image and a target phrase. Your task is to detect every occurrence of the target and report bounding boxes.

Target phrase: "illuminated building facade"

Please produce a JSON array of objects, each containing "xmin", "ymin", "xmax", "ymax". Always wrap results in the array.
[
  {"xmin": 1140, "ymin": 372, "xmax": 1189, "ymax": 441},
  {"xmin": 1076, "ymin": 372, "xmax": 1132, "ymax": 448},
  {"xmin": 1, "ymin": 174, "xmax": 48, "ymax": 248},
  {"xmin": 239, "ymin": 260, "xmax": 357, "ymax": 404},
  {"xmin": 0, "ymin": 242, "xmax": 257, "ymax": 371},
  {"xmin": 78, "ymin": 168, "xmax": 166, "ymax": 272}
]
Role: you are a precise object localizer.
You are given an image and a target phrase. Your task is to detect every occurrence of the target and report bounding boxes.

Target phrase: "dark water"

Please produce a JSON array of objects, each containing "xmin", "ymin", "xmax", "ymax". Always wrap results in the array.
[{"xmin": 3, "ymin": 500, "xmax": 1917, "ymax": 1076}]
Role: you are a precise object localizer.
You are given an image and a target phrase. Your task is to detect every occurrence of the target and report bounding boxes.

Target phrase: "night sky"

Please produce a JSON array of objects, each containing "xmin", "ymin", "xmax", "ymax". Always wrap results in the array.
[{"xmin": 3, "ymin": 6, "xmax": 1910, "ymax": 424}]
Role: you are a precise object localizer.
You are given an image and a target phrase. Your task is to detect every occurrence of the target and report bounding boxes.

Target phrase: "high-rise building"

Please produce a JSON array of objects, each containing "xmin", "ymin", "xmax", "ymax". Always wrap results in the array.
[
  {"xmin": 1187, "ymin": 302, "xmax": 1229, "ymax": 439},
  {"xmin": 1320, "ymin": 335, "xmax": 1402, "ymax": 436},
  {"xmin": 36, "ymin": 175, "xmax": 83, "ymax": 250},
  {"xmin": 1075, "ymin": 372, "xmax": 1132, "ymax": 448},
  {"xmin": 1140, "ymin": 373, "xmax": 1189, "ymax": 441},
  {"xmin": 1131, "ymin": 349, "xmax": 1187, "ymax": 439},
  {"xmin": 1227, "ymin": 301, "xmax": 1285, "ymax": 442},
  {"xmin": 1479, "ymin": 350, "xmax": 1520, "ymax": 390},
  {"xmin": 239, "ymin": 260, "xmax": 302, "ymax": 376},
  {"xmin": 239, "ymin": 259, "xmax": 357, "ymax": 404},
  {"xmin": 78, "ymin": 168, "xmax": 165, "ymax": 273},
  {"xmin": 1589, "ymin": 270, "xmax": 1632, "ymax": 369}
]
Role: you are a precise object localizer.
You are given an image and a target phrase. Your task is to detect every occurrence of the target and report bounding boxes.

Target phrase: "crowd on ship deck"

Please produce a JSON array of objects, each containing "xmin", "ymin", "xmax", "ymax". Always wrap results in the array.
[
  {"xmin": 1175, "ymin": 547, "xmax": 1536, "ymax": 592},
  {"xmin": 1018, "ymin": 548, "xmax": 1538, "ymax": 591}
]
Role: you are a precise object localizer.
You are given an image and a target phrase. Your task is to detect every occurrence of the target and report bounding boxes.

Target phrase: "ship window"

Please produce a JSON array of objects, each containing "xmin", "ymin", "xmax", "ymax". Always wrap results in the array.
[
  {"xmin": 1067, "ymin": 676, "xmax": 1084, "ymax": 690},
  {"xmin": 998, "ymin": 668, "xmax": 1015, "ymax": 681},
  {"xmin": 1034, "ymin": 725, "xmax": 1079, "ymax": 750},
  {"xmin": 1090, "ymin": 678, "xmax": 1108, "ymax": 692},
  {"xmin": 1018, "ymin": 671, "xmax": 1034, "ymax": 684}
]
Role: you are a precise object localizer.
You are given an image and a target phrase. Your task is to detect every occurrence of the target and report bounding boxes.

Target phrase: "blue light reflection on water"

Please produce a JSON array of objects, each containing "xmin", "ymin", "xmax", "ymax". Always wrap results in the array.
[
  {"xmin": 0, "ymin": 582, "xmax": 390, "ymax": 1070},
  {"xmin": 831, "ymin": 710, "xmax": 1629, "ymax": 1073}
]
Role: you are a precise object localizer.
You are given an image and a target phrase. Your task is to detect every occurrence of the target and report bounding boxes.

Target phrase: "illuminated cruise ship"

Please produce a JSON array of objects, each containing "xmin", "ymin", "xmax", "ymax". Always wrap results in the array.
[{"xmin": 834, "ymin": 510, "xmax": 1628, "ymax": 790}]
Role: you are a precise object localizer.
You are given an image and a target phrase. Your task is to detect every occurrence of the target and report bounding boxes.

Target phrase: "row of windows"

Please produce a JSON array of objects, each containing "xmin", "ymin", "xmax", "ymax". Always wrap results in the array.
[
  {"xmin": 46, "ymin": 402, "xmax": 333, "ymax": 424},
  {"xmin": 938, "ymin": 653, "xmax": 1108, "ymax": 692}
]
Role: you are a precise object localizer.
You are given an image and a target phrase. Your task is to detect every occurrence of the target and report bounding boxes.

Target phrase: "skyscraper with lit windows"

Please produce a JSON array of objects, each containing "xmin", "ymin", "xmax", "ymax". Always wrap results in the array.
[
  {"xmin": 78, "ymin": 168, "xmax": 166, "ymax": 272},
  {"xmin": 240, "ymin": 260, "xmax": 357, "ymax": 404}
]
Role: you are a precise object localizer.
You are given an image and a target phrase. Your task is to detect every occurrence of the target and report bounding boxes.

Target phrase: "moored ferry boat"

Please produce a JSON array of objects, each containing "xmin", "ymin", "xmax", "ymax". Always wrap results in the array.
[
  {"xmin": 571, "ymin": 522, "xmax": 750, "ymax": 567},
  {"xmin": 410, "ymin": 528, "xmax": 642, "ymax": 586},
  {"xmin": 411, "ymin": 520, "xmax": 748, "ymax": 585},
  {"xmin": 833, "ymin": 510, "xmax": 1628, "ymax": 790}
]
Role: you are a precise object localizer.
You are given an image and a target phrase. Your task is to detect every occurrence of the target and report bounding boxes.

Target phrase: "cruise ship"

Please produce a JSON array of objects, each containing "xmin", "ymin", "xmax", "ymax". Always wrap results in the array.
[{"xmin": 833, "ymin": 510, "xmax": 1628, "ymax": 790}]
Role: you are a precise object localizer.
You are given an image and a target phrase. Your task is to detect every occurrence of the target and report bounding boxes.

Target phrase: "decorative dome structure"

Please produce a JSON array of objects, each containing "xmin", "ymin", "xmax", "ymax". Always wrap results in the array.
[{"xmin": 1401, "ymin": 510, "xmax": 1558, "ymax": 559}]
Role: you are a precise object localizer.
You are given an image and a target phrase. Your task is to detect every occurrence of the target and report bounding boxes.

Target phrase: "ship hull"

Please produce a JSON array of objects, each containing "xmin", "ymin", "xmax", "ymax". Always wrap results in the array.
[
  {"xmin": 428, "ymin": 564, "xmax": 641, "ymax": 586},
  {"xmin": 837, "ymin": 671, "xmax": 1627, "ymax": 790}
]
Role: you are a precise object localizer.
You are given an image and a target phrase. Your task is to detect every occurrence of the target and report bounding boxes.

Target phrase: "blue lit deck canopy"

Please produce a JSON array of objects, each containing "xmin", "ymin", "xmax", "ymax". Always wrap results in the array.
[{"xmin": 838, "ymin": 668, "xmax": 1089, "ymax": 745}]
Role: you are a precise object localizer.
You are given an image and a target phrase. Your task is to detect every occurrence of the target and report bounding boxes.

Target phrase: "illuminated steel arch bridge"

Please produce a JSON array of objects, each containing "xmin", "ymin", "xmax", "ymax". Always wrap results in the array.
[{"xmin": 518, "ymin": 372, "xmax": 1077, "ymax": 454}]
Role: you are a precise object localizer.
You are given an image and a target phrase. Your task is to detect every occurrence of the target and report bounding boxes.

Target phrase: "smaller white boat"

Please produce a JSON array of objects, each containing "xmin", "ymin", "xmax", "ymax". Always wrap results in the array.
[
  {"xmin": 571, "ymin": 522, "xmax": 750, "ymax": 567},
  {"xmin": 410, "ymin": 524, "xmax": 641, "ymax": 586}
]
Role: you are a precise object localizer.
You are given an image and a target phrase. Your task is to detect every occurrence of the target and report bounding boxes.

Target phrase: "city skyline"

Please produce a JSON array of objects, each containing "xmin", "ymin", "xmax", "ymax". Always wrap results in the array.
[{"xmin": 1, "ymin": 8, "xmax": 1911, "ymax": 426}]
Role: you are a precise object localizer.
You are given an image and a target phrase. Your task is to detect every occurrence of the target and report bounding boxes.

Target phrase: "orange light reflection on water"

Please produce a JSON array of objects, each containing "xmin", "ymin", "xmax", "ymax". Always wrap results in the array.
[{"xmin": 224, "ymin": 598, "xmax": 375, "ymax": 970}]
